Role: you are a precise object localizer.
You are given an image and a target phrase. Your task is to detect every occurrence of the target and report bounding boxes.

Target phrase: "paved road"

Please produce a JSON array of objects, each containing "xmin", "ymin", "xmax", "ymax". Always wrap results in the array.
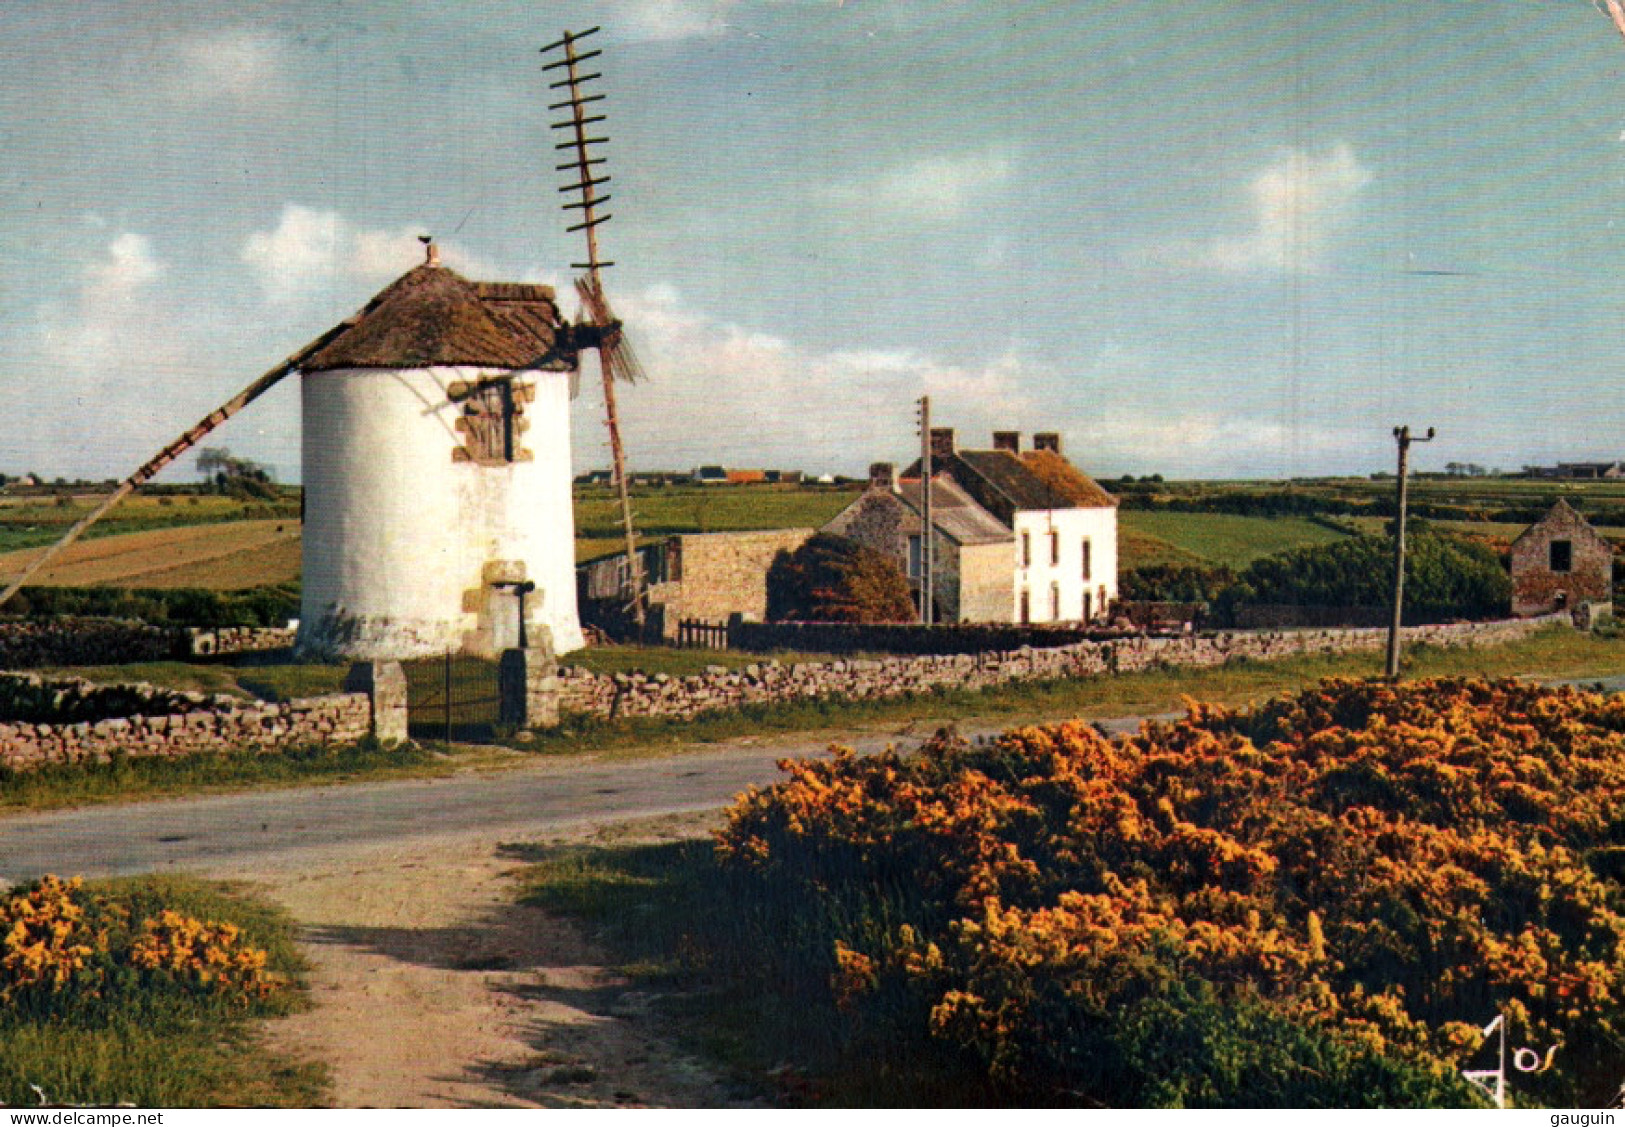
[
  {"xmin": 2, "ymin": 717, "xmax": 1143, "ymax": 882},
  {"xmin": 0, "ymin": 713, "xmax": 1165, "ymax": 883}
]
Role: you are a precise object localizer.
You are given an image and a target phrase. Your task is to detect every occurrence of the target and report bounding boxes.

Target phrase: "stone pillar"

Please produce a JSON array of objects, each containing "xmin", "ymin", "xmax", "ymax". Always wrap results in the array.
[
  {"xmin": 344, "ymin": 661, "xmax": 409, "ymax": 746},
  {"xmin": 498, "ymin": 626, "xmax": 561, "ymax": 730}
]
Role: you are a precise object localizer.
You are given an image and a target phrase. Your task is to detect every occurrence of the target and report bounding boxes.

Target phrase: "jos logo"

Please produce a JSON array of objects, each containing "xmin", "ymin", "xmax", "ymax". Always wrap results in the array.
[{"xmin": 1461, "ymin": 1013, "xmax": 1558, "ymax": 1109}]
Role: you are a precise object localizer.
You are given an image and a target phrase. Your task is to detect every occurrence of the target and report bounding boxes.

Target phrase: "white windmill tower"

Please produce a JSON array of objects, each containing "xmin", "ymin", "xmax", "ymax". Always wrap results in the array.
[{"xmin": 294, "ymin": 241, "xmax": 588, "ymax": 660}]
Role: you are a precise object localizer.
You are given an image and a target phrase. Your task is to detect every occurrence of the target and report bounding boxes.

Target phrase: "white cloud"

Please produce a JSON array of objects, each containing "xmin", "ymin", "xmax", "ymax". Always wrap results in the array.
[
  {"xmin": 85, "ymin": 232, "xmax": 161, "ymax": 293},
  {"xmin": 241, "ymin": 204, "xmax": 495, "ymax": 304},
  {"xmin": 1156, "ymin": 143, "xmax": 1372, "ymax": 274},
  {"xmin": 616, "ymin": 0, "xmax": 739, "ymax": 41},
  {"xmin": 1083, "ymin": 413, "xmax": 1372, "ymax": 479},
  {"xmin": 172, "ymin": 29, "xmax": 290, "ymax": 101},
  {"xmin": 825, "ymin": 152, "xmax": 1013, "ymax": 222},
  {"xmin": 574, "ymin": 284, "xmax": 1040, "ymax": 475},
  {"xmin": 16, "ymin": 233, "xmax": 222, "ymax": 477}
]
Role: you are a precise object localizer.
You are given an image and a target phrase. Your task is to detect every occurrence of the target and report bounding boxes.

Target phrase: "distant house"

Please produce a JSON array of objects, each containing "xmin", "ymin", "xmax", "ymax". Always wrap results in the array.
[
  {"xmin": 823, "ymin": 463, "xmax": 1013, "ymax": 622},
  {"xmin": 1555, "ymin": 461, "xmax": 1625, "ymax": 480},
  {"xmin": 692, "ymin": 465, "xmax": 728, "ymax": 486},
  {"xmin": 764, "ymin": 470, "xmax": 804, "ymax": 485},
  {"xmin": 577, "ymin": 529, "xmax": 816, "ymax": 639},
  {"xmin": 1510, "ymin": 500, "xmax": 1613, "ymax": 618},
  {"xmin": 910, "ymin": 429, "xmax": 1119, "ymax": 625},
  {"xmin": 725, "ymin": 469, "xmax": 766, "ymax": 485},
  {"xmin": 573, "ymin": 469, "xmax": 613, "ymax": 486}
]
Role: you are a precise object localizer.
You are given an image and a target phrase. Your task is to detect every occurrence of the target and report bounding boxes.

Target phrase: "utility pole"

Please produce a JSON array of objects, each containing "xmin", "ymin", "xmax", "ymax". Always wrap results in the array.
[
  {"xmin": 1386, "ymin": 424, "xmax": 1435, "ymax": 680},
  {"xmin": 917, "ymin": 395, "xmax": 934, "ymax": 625}
]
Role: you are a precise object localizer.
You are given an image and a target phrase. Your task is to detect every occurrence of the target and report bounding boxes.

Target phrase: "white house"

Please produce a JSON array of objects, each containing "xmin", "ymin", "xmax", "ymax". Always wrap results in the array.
[
  {"xmin": 295, "ymin": 245, "xmax": 586, "ymax": 660},
  {"xmin": 911, "ymin": 429, "xmax": 1118, "ymax": 625}
]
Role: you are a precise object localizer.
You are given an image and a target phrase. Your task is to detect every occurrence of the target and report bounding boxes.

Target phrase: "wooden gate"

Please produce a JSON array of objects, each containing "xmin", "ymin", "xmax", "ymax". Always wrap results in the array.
[
  {"xmin": 404, "ymin": 653, "xmax": 502, "ymax": 742},
  {"xmin": 676, "ymin": 618, "xmax": 729, "ymax": 649}
]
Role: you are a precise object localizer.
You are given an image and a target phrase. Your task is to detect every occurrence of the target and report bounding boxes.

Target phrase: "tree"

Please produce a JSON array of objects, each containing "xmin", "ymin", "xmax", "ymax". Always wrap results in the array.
[
  {"xmin": 766, "ymin": 533, "xmax": 917, "ymax": 624},
  {"xmin": 1216, "ymin": 528, "xmax": 1511, "ymax": 622},
  {"xmin": 196, "ymin": 447, "xmax": 276, "ymax": 500}
]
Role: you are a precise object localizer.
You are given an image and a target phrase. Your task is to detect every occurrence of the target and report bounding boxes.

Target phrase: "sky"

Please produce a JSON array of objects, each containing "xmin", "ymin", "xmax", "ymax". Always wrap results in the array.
[{"xmin": 5, "ymin": 1, "xmax": 1625, "ymax": 483}]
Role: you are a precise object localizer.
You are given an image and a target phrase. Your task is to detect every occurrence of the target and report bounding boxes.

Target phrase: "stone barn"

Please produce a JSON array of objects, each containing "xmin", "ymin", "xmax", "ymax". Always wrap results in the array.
[{"xmin": 1509, "ymin": 500, "xmax": 1613, "ymax": 618}]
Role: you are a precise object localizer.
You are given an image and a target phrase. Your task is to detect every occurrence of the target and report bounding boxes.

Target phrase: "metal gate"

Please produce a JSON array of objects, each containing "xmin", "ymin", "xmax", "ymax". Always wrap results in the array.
[{"xmin": 404, "ymin": 654, "xmax": 502, "ymax": 742}]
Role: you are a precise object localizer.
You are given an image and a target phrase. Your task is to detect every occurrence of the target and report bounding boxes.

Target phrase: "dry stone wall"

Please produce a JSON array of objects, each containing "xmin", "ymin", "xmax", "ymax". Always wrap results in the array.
[
  {"xmin": 0, "ymin": 673, "xmax": 370, "ymax": 772},
  {"xmin": 0, "ymin": 619, "xmax": 296, "ymax": 668},
  {"xmin": 0, "ymin": 619, "xmax": 181, "ymax": 669},
  {"xmin": 184, "ymin": 625, "xmax": 298, "ymax": 656},
  {"xmin": 558, "ymin": 616, "xmax": 1561, "ymax": 723}
]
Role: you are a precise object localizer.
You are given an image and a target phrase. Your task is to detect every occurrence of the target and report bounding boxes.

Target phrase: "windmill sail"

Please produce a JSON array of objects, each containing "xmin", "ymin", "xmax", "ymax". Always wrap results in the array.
[
  {"xmin": 0, "ymin": 316, "xmax": 358, "ymax": 611},
  {"xmin": 543, "ymin": 26, "xmax": 648, "ymax": 630}
]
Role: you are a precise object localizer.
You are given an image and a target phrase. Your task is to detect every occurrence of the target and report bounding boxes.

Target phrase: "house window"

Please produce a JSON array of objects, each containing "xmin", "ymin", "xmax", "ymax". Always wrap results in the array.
[
  {"xmin": 1550, "ymin": 540, "xmax": 1573, "ymax": 573},
  {"xmin": 1049, "ymin": 530, "xmax": 1060, "ymax": 566},
  {"xmin": 1099, "ymin": 584, "xmax": 1108, "ymax": 617},
  {"xmin": 1083, "ymin": 590, "xmax": 1093, "ymax": 622},
  {"xmin": 1081, "ymin": 538, "xmax": 1092, "ymax": 581},
  {"xmin": 1019, "ymin": 588, "xmax": 1031, "ymax": 625},
  {"xmin": 1050, "ymin": 583, "xmax": 1061, "ymax": 621},
  {"xmin": 1022, "ymin": 532, "xmax": 1031, "ymax": 568},
  {"xmin": 907, "ymin": 535, "xmax": 923, "ymax": 580},
  {"xmin": 452, "ymin": 378, "xmax": 527, "ymax": 464}
]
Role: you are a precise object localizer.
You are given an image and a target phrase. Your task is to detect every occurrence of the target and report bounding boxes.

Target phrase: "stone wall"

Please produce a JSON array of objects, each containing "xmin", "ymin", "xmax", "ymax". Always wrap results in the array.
[
  {"xmin": 0, "ymin": 618, "xmax": 181, "ymax": 669},
  {"xmin": 730, "ymin": 619, "xmax": 1110, "ymax": 655},
  {"xmin": 649, "ymin": 529, "xmax": 816, "ymax": 638},
  {"xmin": 558, "ymin": 616, "xmax": 1561, "ymax": 723},
  {"xmin": 0, "ymin": 673, "xmax": 371, "ymax": 772},
  {"xmin": 184, "ymin": 625, "xmax": 298, "ymax": 656}
]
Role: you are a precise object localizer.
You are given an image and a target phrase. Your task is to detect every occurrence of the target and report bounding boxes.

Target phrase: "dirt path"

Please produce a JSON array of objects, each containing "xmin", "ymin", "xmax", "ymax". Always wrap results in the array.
[{"xmin": 229, "ymin": 817, "xmax": 749, "ymax": 1109}]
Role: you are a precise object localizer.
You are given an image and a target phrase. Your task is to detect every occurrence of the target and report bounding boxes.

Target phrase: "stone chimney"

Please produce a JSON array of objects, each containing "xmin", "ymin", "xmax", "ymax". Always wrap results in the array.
[
  {"xmin": 929, "ymin": 427, "xmax": 956, "ymax": 461},
  {"xmin": 992, "ymin": 431, "xmax": 1021, "ymax": 454},
  {"xmin": 1033, "ymin": 432, "xmax": 1062, "ymax": 454},
  {"xmin": 869, "ymin": 461, "xmax": 898, "ymax": 493}
]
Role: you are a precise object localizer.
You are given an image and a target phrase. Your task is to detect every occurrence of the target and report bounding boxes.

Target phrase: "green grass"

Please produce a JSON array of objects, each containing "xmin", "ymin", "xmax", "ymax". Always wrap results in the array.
[
  {"xmin": 1120, "ymin": 511, "xmax": 1349, "ymax": 569},
  {"xmin": 561, "ymin": 644, "xmax": 882, "ymax": 677},
  {"xmin": 516, "ymin": 837, "xmax": 874, "ymax": 1104},
  {"xmin": 0, "ymin": 874, "xmax": 325, "ymax": 1108},
  {"xmin": 0, "ymin": 738, "xmax": 493, "ymax": 812},
  {"xmin": 44, "ymin": 658, "xmax": 350, "ymax": 702},
  {"xmin": 573, "ymin": 483, "xmax": 858, "ymax": 549}
]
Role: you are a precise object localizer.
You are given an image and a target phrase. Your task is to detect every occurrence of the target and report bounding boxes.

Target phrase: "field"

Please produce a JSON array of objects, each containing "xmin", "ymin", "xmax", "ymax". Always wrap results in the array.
[
  {"xmin": 0, "ymin": 520, "xmax": 301, "ymax": 589},
  {"xmin": 6, "ymin": 475, "xmax": 1624, "ymax": 592},
  {"xmin": 1118, "ymin": 511, "xmax": 1347, "ymax": 570},
  {"xmin": 0, "ymin": 491, "xmax": 297, "ymax": 555},
  {"xmin": 574, "ymin": 483, "xmax": 859, "ymax": 562}
]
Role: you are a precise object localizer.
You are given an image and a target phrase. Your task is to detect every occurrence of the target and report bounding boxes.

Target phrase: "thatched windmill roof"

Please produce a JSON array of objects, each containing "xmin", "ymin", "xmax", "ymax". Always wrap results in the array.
[{"xmin": 301, "ymin": 263, "xmax": 576, "ymax": 374}]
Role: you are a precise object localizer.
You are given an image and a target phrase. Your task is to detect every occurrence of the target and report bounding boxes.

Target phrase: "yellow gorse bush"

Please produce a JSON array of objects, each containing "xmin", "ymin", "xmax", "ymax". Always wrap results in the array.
[
  {"xmin": 716, "ymin": 677, "xmax": 1625, "ymax": 1105},
  {"xmin": 0, "ymin": 877, "xmax": 280, "ymax": 1006},
  {"xmin": 129, "ymin": 910, "xmax": 278, "ymax": 1001},
  {"xmin": 0, "ymin": 876, "xmax": 107, "ymax": 1000}
]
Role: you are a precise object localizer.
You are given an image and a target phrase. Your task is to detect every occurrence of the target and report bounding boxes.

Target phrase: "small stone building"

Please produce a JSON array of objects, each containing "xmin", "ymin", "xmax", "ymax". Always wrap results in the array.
[
  {"xmin": 578, "ymin": 529, "xmax": 816, "ymax": 640},
  {"xmin": 1509, "ymin": 500, "xmax": 1612, "ymax": 618},
  {"xmin": 822, "ymin": 463, "xmax": 1014, "ymax": 622}
]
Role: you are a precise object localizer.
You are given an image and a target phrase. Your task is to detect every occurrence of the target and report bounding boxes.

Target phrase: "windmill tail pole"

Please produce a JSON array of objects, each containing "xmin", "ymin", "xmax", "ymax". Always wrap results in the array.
[
  {"xmin": 1598, "ymin": 0, "xmax": 1625, "ymax": 43},
  {"xmin": 0, "ymin": 321, "xmax": 352, "ymax": 611}
]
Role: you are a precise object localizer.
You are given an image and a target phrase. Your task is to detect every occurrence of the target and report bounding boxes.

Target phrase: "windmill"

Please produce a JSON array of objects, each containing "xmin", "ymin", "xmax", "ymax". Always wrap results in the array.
[{"xmin": 541, "ymin": 26, "xmax": 650, "ymax": 633}]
